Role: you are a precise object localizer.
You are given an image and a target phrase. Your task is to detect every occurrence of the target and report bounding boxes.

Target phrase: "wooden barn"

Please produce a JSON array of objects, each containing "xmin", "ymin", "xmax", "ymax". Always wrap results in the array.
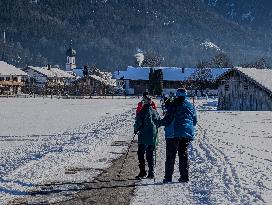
[
  {"xmin": 217, "ymin": 67, "xmax": 272, "ymax": 111},
  {"xmin": 72, "ymin": 75, "xmax": 115, "ymax": 96},
  {"xmin": 71, "ymin": 68, "xmax": 116, "ymax": 96}
]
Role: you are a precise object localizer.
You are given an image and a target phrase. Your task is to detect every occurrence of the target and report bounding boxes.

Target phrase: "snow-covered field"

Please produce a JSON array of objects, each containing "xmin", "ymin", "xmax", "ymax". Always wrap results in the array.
[
  {"xmin": 0, "ymin": 98, "xmax": 139, "ymax": 204},
  {"xmin": 0, "ymin": 97, "xmax": 137, "ymax": 136},
  {"xmin": 0, "ymin": 98, "xmax": 271, "ymax": 204}
]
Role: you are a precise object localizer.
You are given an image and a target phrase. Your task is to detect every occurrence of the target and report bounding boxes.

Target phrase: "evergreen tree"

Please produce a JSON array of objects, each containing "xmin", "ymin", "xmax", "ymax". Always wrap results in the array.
[
  {"xmin": 83, "ymin": 65, "xmax": 89, "ymax": 76},
  {"xmin": 148, "ymin": 68, "xmax": 163, "ymax": 95}
]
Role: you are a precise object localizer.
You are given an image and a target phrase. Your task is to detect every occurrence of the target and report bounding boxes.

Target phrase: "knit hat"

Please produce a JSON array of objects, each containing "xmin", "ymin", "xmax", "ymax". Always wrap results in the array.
[
  {"xmin": 143, "ymin": 97, "xmax": 152, "ymax": 104},
  {"xmin": 143, "ymin": 91, "xmax": 149, "ymax": 98},
  {"xmin": 176, "ymin": 88, "xmax": 187, "ymax": 97}
]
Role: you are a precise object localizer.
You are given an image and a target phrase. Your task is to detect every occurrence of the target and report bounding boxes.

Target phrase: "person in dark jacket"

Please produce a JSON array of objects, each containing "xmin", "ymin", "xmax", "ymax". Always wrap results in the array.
[
  {"xmin": 160, "ymin": 88, "xmax": 197, "ymax": 183},
  {"xmin": 163, "ymin": 92, "xmax": 175, "ymax": 114},
  {"xmin": 136, "ymin": 91, "xmax": 157, "ymax": 114},
  {"xmin": 134, "ymin": 97, "xmax": 160, "ymax": 179}
]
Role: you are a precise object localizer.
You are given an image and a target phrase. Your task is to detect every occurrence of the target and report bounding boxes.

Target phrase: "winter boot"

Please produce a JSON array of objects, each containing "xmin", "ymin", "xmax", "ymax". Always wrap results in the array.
[
  {"xmin": 135, "ymin": 170, "xmax": 147, "ymax": 179},
  {"xmin": 146, "ymin": 170, "xmax": 154, "ymax": 179},
  {"xmin": 178, "ymin": 177, "xmax": 189, "ymax": 183},
  {"xmin": 135, "ymin": 163, "xmax": 147, "ymax": 179},
  {"xmin": 163, "ymin": 175, "xmax": 172, "ymax": 183},
  {"xmin": 163, "ymin": 178, "xmax": 172, "ymax": 183}
]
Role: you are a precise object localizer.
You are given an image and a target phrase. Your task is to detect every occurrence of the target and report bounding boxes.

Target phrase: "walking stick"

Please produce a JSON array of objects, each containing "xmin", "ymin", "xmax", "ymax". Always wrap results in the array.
[
  {"xmin": 153, "ymin": 144, "xmax": 157, "ymax": 183},
  {"xmin": 153, "ymin": 134, "xmax": 159, "ymax": 183},
  {"xmin": 117, "ymin": 133, "xmax": 137, "ymax": 179}
]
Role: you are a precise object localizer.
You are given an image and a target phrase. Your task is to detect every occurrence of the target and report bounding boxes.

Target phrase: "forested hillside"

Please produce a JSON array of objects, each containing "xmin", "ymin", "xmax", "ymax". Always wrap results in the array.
[
  {"xmin": 0, "ymin": 0, "xmax": 271, "ymax": 70},
  {"xmin": 203, "ymin": 0, "xmax": 272, "ymax": 31}
]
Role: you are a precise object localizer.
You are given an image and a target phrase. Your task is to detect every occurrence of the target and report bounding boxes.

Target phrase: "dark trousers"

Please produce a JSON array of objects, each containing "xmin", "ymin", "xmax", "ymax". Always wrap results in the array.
[
  {"xmin": 165, "ymin": 138, "xmax": 190, "ymax": 181},
  {"xmin": 137, "ymin": 144, "xmax": 155, "ymax": 174}
]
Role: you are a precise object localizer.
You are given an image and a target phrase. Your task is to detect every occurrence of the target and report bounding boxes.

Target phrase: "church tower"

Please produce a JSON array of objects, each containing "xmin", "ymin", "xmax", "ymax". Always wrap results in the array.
[{"xmin": 66, "ymin": 41, "xmax": 76, "ymax": 71}]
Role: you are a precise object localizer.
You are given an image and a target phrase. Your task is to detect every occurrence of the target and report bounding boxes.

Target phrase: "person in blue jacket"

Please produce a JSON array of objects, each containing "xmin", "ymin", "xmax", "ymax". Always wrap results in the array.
[
  {"xmin": 134, "ymin": 97, "xmax": 160, "ymax": 179},
  {"xmin": 160, "ymin": 88, "xmax": 197, "ymax": 183}
]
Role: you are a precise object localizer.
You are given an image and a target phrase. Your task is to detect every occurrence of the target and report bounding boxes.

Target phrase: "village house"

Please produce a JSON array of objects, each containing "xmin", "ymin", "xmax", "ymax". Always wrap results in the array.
[
  {"xmin": 0, "ymin": 61, "xmax": 28, "ymax": 95},
  {"xmin": 114, "ymin": 66, "xmax": 230, "ymax": 95},
  {"xmin": 22, "ymin": 65, "xmax": 75, "ymax": 94},
  {"xmin": 71, "ymin": 66, "xmax": 116, "ymax": 96},
  {"xmin": 217, "ymin": 67, "xmax": 272, "ymax": 111}
]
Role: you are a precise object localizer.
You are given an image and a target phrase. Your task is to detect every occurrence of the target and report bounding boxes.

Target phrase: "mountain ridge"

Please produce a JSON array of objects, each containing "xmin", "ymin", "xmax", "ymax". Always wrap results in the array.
[{"xmin": 0, "ymin": 0, "xmax": 271, "ymax": 70}]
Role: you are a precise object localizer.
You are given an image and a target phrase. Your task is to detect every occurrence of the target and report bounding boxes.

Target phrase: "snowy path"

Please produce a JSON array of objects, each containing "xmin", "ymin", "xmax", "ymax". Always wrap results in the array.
[
  {"xmin": 132, "ymin": 106, "xmax": 272, "ymax": 204},
  {"xmin": 0, "ymin": 98, "xmax": 138, "ymax": 204}
]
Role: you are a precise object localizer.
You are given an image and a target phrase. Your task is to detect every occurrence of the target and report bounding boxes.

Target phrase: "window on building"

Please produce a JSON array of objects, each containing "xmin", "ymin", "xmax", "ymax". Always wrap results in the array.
[
  {"xmin": 0, "ymin": 77, "xmax": 4, "ymax": 81},
  {"xmin": 225, "ymin": 84, "xmax": 229, "ymax": 91},
  {"xmin": 244, "ymin": 85, "xmax": 249, "ymax": 90},
  {"xmin": 6, "ymin": 77, "xmax": 10, "ymax": 81},
  {"xmin": 13, "ymin": 77, "xmax": 18, "ymax": 82}
]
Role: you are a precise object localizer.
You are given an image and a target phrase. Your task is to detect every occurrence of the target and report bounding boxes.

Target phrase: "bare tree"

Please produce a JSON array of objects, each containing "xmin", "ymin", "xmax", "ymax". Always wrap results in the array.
[
  {"xmin": 255, "ymin": 57, "xmax": 269, "ymax": 69},
  {"xmin": 141, "ymin": 52, "xmax": 164, "ymax": 67},
  {"xmin": 212, "ymin": 53, "xmax": 233, "ymax": 68},
  {"xmin": 190, "ymin": 62, "xmax": 213, "ymax": 96}
]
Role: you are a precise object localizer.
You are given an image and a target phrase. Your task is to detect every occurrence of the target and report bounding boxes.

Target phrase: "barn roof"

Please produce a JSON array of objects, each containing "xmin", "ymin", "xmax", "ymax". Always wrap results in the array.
[
  {"xmin": 113, "ymin": 66, "xmax": 230, "ymax": 81},
  {"xmin": 0, "ymin": 61, "xmax": 28, "ymax": 76},
  {"xmin": 89, "ymin": 75, "xmax": 116, "ymax": 86},
  {"xmin": 72, "ymin": 67, "xmax": 116, "ymax": 86},
  {"xmin": 237, "ymin": 67, "xmax": 272, "ymax": 93},
  {"xmin": 26, "ymin": 66, "xmax": 74, "ymax": 78}
]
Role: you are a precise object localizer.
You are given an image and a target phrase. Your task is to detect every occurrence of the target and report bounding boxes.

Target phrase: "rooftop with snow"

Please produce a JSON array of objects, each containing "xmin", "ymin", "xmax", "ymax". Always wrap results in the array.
[
  {"xmin": 236, "ymin": 67, "xmax": 272, "ymax": 93},
  {"xmin": 25, "ymin": 66, "xmax": 75, "ymax": 78},
  {"xmin": 0, "ymin": 61, "xmax": 27, "ymax": 76},
  {"xmin": 114, "ymin": 66, "xmax": 230, "ymax": 81}
]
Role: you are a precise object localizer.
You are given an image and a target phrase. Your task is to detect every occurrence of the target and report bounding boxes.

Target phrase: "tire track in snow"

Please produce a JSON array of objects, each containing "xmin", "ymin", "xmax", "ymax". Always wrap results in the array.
[
  {"xmin": 191, "ymin": 117, "xmax": 244, "ymax": 204},
  {"xmin": 206, "ymin": 137, "xmax": 266, "ymax": 204},
  {"xmin": 193, "ymin": 114, "xmax": 266, "ymax": 204},
  {"xmin": 190, "ymin": 125, "xmax": 238, "ymax": 204}
]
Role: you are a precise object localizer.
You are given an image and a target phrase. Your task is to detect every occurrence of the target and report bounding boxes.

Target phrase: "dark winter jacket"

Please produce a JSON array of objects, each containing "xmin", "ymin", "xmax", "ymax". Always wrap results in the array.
[
  {"xmin": 134, "ymin": 103, "xmax": 160, "ymax": 145},
  {"xmin": 160, "ymin": 97, "xmax": 197, "ymax": 140}
]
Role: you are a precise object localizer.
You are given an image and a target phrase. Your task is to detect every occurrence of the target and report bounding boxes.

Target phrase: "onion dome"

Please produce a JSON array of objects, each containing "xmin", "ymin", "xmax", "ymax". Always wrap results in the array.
[{"xmin": 66, "ymin": 41, "xmax": 76, "ymax": 57}]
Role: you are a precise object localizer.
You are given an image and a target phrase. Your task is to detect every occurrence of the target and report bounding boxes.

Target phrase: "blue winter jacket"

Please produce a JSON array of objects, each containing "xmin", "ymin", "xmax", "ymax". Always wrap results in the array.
[{"xmin": 161, "ymin": 97, "xmax": 197, "ymax": 140}]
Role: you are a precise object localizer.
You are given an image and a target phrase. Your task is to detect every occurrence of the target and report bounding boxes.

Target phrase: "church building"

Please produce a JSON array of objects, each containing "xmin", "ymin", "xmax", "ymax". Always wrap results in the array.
[{"xmin": 66, "ymin": 41, "xmax": 77, "ymax": 72}]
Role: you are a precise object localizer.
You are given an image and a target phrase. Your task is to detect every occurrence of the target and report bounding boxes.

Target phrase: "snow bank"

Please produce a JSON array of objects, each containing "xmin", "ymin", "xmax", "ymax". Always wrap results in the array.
[{"xmin": 0, "ymin": 98, "xmax": 139, "ymax": 204}]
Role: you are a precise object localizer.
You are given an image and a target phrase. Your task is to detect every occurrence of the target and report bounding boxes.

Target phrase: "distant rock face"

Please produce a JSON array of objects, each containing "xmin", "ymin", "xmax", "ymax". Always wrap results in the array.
[{"xmin": 0, "ymin": 0, "xmax": 272, "ymax": 69}]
